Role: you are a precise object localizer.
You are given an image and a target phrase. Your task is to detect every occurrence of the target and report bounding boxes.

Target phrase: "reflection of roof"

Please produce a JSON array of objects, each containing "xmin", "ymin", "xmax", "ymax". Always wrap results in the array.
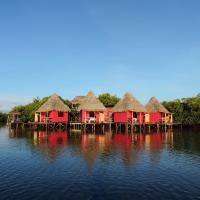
[
  {"xmin": 78, "ymin": 91, "xmax": 106, "ymax": 112},
  {"xmin": 113, "ymin": 92, "xmax": 146, "ymax": 112},
  {"xmin": 145, "ymin": 97, "xmax": 170, "ymax": 113},
  {"xmin": 36, "ymin": 94, "xmax": 70, "ymax": 112}
]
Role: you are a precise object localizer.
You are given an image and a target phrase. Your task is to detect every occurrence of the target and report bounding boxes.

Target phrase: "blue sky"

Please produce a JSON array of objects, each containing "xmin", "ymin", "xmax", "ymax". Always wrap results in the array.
[{"xmin": 0, "ymin": 0, "xmax": 200, "ymax": 111}]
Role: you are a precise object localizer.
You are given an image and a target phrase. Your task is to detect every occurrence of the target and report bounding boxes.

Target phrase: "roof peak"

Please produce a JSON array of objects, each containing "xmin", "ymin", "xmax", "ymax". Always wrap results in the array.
[
  {"xmin": 78, "ymin": 91, "xmax": 106, "ymax": 111},
  {"xmin": 145, "ymin": 97, "xmax": 169, "ymax": 113},
  {"xmin": 36, "ymin": 93, "xmax": 70, "ymax": 112},
  {"xmin": 113, "ymin": 92, "xmax": 146, "ymax": 112},
  {"xmin": 51, "ymin": 93, "xmax": 59, "ymax": 97},
  {"xmin": 86, "ymin": 91, "xmax": 95, "ymax": 96}
]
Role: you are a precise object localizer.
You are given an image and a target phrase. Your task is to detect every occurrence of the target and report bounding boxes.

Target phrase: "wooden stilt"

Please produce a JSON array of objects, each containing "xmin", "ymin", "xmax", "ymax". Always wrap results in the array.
[
  {"xmin": 157, "ymin": 124, "xmax": 160, "ymax": 132},
  {"xmin": 102, "ymin": 124, "xmax": 105, "ymax": 133},
  {"xmin": 148, "ymin": 124, "xmax": 151, "ymax": 133},
  {"xmin": 125, "ymin": 123, "xmax": 128, "ymax": 134},
  {"xmin": 131, "ymin": 123, "xmax": 134, "ymax": 134}
]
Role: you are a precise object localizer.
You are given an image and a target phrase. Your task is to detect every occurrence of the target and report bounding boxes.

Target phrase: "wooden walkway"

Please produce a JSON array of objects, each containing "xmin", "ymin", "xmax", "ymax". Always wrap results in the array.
[{"xmin": 8, "ymin": 121, "xmax": 177, "ymax": 133}]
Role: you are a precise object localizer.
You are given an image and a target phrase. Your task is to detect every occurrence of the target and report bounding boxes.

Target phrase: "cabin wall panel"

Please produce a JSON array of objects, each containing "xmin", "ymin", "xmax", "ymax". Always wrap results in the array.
[
  {"xmin": 39, "ymin": 111, "xmax": 68, "ymax": 123},
  {"xmin": 113, "ymin": 112, "xmax": 128, "ymax": 123},
  {"xmin": 149, "ymin": 112, "xmax": 162, "ymax": 124}
]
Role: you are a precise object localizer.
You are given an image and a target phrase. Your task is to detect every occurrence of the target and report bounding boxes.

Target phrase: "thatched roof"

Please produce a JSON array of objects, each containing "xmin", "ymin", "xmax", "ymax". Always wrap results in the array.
[
  {"xmin": 145, "ymin": 97, "xmax": 170, "ymax": 113},
  {"xmin": 112, "ymin": 92, "xmax": 146, "ymax": 112},
  {"xmin": 78, "ymin": 91, "xmax": 106, "ymax": 112},
  {"xmin": 36, "ymin": 94, "xmax": 70, "ymax": 112},
  {"xmin": 8, "ymin": 112, "xmax": 21, "ymax": 115},
  {"xmin": 71, "ymin": 96, "xmax": 85, "ymax": 105}
]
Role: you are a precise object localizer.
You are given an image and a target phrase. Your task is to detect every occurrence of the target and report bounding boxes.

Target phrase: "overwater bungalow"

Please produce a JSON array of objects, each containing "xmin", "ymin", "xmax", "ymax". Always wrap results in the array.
[
  {"xmin": 145, "ymin": 97, "xmax": 173, "ymax": 124},
  {"xmin": 35, "ymin": 94, "xmax": 71, "ymax": 124},
  {"xmin": 77, "ymin": 91, "xmax": 106, "ymax": 123},
  {"xmin": 112, "ymin": 92, "xmax": 146, "ymax": 124}
]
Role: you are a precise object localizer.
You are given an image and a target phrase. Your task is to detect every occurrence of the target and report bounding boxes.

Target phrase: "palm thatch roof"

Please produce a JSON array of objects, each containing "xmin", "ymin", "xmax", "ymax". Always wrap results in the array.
[
  {"xmin": 145, "ymin": 97, "xmax": 170, "ymax": 113},
  {"xmin": 71, "ymin": 96, "xmax": 85, "ymax": 105},
  {"xmin": 78, "ymin": 91, "xmax": 106, "ymax": 112},
  {"xmin": 36, "ymin": 94, "xmax": 70, "ymax": 112},
  {"xmin": 8, "ymin": 112, "xmax": 21, "ymax": 115},
  {"xmin": 112, "ymin": 92, "xmax": 146, "ymax": 112}
]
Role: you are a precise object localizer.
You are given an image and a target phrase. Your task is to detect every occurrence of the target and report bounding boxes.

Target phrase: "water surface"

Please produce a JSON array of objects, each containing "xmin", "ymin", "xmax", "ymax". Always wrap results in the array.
[{"xmin": 0, "ymin": 127, "xmax": 200, "ymax": 200}]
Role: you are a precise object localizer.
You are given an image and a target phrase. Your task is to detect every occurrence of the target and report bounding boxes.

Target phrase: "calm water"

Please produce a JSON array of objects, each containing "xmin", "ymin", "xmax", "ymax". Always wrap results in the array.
[{"xmin": 0, "ymin": 127, "xmax": 200, "ymax": 200}]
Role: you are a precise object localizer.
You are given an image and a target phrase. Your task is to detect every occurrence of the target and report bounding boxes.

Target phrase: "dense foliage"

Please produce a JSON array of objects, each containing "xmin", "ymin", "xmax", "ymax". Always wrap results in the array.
[
  {"xmin": 162, "ymin": 94, "xmax": 200, "ymax": 125},
  {"xmin": 11, "ymin": 97, "xmax": 49, "ymax": 123},
  {"xmin": 0, "ymin": 112, "xmax": 7, "ymax": 124},
  {"xmin": 98, "ymin": 93, "xmax": 120, "ymax": 107}
]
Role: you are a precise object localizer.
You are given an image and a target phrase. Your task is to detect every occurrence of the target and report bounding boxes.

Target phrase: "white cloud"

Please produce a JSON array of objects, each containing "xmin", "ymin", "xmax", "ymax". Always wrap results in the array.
[{"xmin": 0, "ymin": 96, "xmax": 31, "ymax": 112}]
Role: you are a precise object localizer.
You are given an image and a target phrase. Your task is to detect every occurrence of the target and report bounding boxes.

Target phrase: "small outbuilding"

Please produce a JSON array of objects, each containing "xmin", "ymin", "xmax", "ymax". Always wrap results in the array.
[
  {"xmin": 112, "ymin": 93, "xmax": 146, "ymax": 124},
  {"xmin": 145, "ymin": 97, "xmax": 173, "ymax": 124},
  {"xmin": 35, "ymin": 94, "xmax": 70, "ymax": 124},
  {"xmin": 78, "ymin": 91, "xmax": 106, "ymax": 123}
]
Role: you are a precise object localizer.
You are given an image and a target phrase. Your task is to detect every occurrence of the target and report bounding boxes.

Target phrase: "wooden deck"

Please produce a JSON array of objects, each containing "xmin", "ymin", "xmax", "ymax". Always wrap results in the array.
[{"xmin": 8, "ymin": 121, "xmax": 176, "ymax": 133}]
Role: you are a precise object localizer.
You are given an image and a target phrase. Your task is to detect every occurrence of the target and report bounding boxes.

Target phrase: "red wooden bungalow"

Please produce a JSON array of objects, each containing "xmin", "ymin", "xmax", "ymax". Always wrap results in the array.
[
  {"xmin": 78, "ymin": 91, "xmax": 106, "ymax": 123},
  {"xmin": 112, "ymin": 92, "xmax": 146, "ymax": 124},
  {"xmin": 35, "ymin": 94, "xmax": 71, "ymax": 124},
  {"xmin": 145, "ymin": 97, "xmax": 173, "ymax": 124}
]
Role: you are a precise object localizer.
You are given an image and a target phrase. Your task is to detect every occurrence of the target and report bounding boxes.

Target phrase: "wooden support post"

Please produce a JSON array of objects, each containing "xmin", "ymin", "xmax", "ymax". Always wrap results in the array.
[
  {"xmin": 164, "ymin": 113, "xmax": 167, "ymax": 130},
  {"xmin": 157, "ymin": 124, "xmax": 160, "ymax": 132},
  {"xmin": 131, "ymin": 123, "xmax": 134, "ymax": 134},
  {"xmin": 125, "ymin": 123, "xmax": 128, "ymax": 134},
  {"xmin": 102, "ymin": 124, "xmax": 105, "ymax": 133},
  {"xmin": 109, "ymin": 123, "xmax": 111, "ymax": 132}
]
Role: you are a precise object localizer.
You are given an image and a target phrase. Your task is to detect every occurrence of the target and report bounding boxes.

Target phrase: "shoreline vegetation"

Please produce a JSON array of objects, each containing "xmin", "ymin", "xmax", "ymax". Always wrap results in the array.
[
  {"xmin": 1, "ymin": 93, "xmax": 200, "ymax": 126},
  {"xmin": 0, "ymin": 112, "xmax": 7, "ymax": 124}
]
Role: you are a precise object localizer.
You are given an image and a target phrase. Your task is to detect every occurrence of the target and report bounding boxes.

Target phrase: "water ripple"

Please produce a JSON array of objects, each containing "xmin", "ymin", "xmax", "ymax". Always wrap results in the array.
[{"xmin": 0, "ymin": 128, "xmax": 200, "ymax": 199}]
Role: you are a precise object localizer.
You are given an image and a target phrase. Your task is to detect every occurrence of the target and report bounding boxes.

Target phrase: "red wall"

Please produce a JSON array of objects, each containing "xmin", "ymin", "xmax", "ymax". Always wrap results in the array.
[
  {"xmin": 113, "ymin": 112, "xmax": 128, "ymax": 123},
  {"xmin": 149, "ymin": 112, "xmax": 162, "ymax": 124},
  {"xmin": 40, "ymin": 111, "xmax": 68, "ymax": 123},
  {"xmin": 114, "ymin": 112, "xmax": 145, "ymax": 124}
]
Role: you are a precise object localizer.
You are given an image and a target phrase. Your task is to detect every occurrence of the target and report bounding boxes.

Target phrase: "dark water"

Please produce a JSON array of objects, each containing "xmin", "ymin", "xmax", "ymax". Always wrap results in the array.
[{"xmin": 0, "ymin": 127, "xmax": 200, "ymax": 200}]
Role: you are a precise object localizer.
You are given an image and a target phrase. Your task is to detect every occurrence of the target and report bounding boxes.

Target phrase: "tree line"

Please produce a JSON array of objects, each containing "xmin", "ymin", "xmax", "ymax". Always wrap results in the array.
[
  {"xmin": 2, "ymin": 93, "xmax": 200, "ymax": 125},
  {"xmin": 163, "ymin": 93, "xmax": 200, "ymax": 125},
  {"xmin": 0, "ymin": 112, "xmax": 7, "ymax": 124}
]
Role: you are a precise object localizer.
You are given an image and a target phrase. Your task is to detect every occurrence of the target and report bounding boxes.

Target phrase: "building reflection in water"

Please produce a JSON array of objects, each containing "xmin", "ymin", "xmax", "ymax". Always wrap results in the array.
[
  {"xmin": 9, "ymin": 128, "xmax": 175, "ymax": 168},
  {"xmin": 80, "ymin": 132, "xmax": 112, "ymax": 169},
  {"xmin": 33, "ymin": 131, "xmax": 68, "ymax": 160}
]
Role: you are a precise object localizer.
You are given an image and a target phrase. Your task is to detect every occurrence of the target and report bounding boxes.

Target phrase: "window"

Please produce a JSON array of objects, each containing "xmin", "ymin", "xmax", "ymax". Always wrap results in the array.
[
  {"xmin": 58, "ymin": 112, "xmax": 64, "ymax": 117},
  {"xmin": 133, "ymin": 112, "xmax": 138, "ymax": 118},
  {"xmin": 89, "ymin": 112, "xmax": 95, "ymax": 117}
]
